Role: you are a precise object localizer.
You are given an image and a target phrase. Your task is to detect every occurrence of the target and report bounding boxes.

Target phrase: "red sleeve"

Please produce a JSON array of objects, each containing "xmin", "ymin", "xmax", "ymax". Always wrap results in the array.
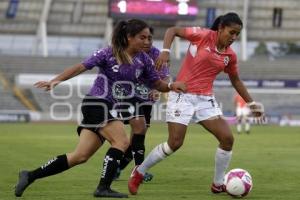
[
  {"xmin": 183, "ymin": 27, "xmax": 211, "ymax": 43},
  {"xmin": 224, "ymin": 53, "xmax": 238, "ymax": 75}
]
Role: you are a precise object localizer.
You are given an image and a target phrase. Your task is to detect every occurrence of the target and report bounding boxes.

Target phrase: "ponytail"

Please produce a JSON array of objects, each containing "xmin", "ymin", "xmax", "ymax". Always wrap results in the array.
[
  {"xmin": 210, "ymin": 15, "xmax": 223, "ymax": 31},
  {"xmin": 112, "ymin": 21, "xmax": 131, "ymax": 64},
  {"xmin": 210, "ymin": 12, "xmax": 243, "ymax": 31}
]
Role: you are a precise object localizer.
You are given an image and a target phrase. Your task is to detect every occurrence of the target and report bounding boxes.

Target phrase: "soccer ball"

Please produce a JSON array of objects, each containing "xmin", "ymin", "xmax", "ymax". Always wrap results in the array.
[{"xmin": 224, "ymin": 168, "xmax": 253, "ymax": 197}]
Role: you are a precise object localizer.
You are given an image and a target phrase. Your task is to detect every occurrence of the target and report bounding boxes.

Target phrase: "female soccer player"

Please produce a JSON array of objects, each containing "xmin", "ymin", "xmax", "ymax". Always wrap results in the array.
[
  {"xmin": 114, "ymin": 27, "xmax": 170, "ymax": 182},
  {"xmin": 128, "ymin": 13, "xmax": 265, "ymax": 195},
  {"xmin": 14, "ymin": 19, "xmax": 185, "ymax": 198}
]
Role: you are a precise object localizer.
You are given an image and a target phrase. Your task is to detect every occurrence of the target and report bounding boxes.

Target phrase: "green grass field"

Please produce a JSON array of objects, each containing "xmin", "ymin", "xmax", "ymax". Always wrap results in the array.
[{"xmin": 0, "ymin": 123, "xmax": 300, "ymax": 200}]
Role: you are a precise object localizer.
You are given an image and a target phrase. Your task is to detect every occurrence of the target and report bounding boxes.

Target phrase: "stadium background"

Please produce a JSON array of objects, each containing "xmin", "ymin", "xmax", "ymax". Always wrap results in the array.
[{"xmin": 0, "ymin": 1, "xmax": 300, "ymax": 200}]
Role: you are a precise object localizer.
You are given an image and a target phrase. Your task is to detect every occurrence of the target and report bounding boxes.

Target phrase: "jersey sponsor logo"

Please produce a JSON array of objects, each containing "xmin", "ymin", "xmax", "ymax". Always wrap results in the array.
[
  {"xmin": 112, "ymin": 65, "xmax": 119, "ymax": 72},
  {"xmin": 224, "ymin": 56, "xmax": 230, "ymax": 66},
  {"xmin": 135, "ymin": 83, "xmax": 150, "ymax": 99}
]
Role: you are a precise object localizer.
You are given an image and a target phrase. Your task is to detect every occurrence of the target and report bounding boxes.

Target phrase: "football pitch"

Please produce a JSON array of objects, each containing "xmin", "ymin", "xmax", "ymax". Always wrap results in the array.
[{"xmin": 0, "ymin": 123, "xmax": 299, "ymax": 200}]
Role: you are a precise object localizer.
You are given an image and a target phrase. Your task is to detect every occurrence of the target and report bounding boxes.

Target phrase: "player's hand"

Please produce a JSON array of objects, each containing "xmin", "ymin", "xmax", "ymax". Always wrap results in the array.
[
  {"xmin": 248, "ymin": 102, "xmax": 266, "ymax": 124},
  {"xmin": 34, "ymin": 80, "xmax": 59, "ymax": 91},
  {"xmin": 169, "ymin": 82, "xmax": 186, "ymax": 93},
  {"xmin": 149, "ymin": 89, "xmax": 160, "ymax": 101},
  {"xmin": 155, "ymin": 51, "xmax": 170, "ymax": 70}
]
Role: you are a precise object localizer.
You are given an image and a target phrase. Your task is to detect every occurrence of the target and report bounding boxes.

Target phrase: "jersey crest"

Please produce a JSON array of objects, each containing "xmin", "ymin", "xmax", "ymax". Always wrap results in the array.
[{"xmin": 224, "ymin": 56, "xmax": 230, "ymax": 66}]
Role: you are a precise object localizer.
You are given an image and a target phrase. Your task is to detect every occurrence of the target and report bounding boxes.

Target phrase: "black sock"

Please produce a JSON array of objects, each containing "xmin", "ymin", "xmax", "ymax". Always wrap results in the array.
[
  {"xmin": 28, "ymin": 154, "xmax": 69, "ymax": 183},
  {"xmin": 119, "ymin": 145, "xmax": 133, "ymax": 170},
  {"xmin": 98, "ymin": 148, "xmax": 124, "ymax": 189},
  {"xmin": 131, "ymin": 134, "xmax": 145, "ymax": 165}
]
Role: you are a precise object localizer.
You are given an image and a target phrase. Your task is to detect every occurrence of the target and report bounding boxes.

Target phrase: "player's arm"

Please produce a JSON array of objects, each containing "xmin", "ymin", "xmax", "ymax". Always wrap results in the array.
[
  {"xmin": 153, "ymin": 79, "xmax": 186, "ymax": 93},
  {"xmin": 161, "ymin": 27, "xmax": 187, "ymax": 50},
  {"xmin": 155, "ymin": 27, "xmax": 186, "ymax": 69},
  {"xmin": 34, "ymin": 63, "xmax": 87, "ymax": 91},
  {"xmin": 229, "ymin": 73, "xmax": 253, "ymax": 103},
  {"xmin": 229, "ymin": 73, "xmax": 265, "ymax": 122},
  {"xmin": 149, "ymin": 76, "xmax": 172, "ymax": 101}
]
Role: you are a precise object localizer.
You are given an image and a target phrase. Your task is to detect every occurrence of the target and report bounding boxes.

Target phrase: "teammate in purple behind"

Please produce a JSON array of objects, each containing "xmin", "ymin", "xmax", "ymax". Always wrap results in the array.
[
  {"xmin": 114, "ymin": 27, "xmax": 170, "ymax": 182},
  {"xmin": 14, "ymin": 19, "xmax": 185, "ymax": 198}
]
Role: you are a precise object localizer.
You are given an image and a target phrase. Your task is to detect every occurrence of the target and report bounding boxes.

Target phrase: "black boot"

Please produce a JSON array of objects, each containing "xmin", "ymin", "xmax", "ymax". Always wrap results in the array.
[
  {"xmin": 93, "ymin": 187, "xmax": 128, "ymax": 198},
  {"xmin": 15, "ymin": 170, "xmax": 33, "ymax": 197}
]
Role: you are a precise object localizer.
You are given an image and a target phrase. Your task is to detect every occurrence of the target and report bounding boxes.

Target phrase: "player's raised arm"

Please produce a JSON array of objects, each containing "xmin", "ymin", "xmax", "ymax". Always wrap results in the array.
[{"xmin": 155, "ymin": 27, "xmax": 185, "ymax": 69}]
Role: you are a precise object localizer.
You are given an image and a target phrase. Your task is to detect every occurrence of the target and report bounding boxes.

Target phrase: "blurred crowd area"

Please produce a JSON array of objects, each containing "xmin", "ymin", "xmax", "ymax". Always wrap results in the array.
[{"xmin": 0, "ymin": 0, "xmax": 299, "ymax": 125}]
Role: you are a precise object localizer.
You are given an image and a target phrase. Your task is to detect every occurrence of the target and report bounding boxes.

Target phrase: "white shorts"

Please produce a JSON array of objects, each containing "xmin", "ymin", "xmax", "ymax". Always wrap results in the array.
[
  {"xmin": 166, "ymin": 91, "xmax": 223, "ymax": 126},
  {"xmin": 236, "ymin": 107, "xmax": 250, "ymax": 117}
]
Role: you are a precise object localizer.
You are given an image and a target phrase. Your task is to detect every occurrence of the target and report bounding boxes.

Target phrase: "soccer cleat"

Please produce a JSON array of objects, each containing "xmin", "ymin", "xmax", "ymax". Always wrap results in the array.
[
  {"xmin": 15, "ymin": 170, "xmax": 32, "ymax": 197},
  {"xmin": 211, "ymin": 183, "xmax": 226, "ymax": 193},
  {"xmin": 143, "ymin": 172, "xmax": 153, "ymax": 182},
  {"xmin": 128, "ymin": 166, "xmax": 144, "ymax": 195},
  {"xmin": 93, "ymin": 187, "xmax": 128, "ymax": 198}
]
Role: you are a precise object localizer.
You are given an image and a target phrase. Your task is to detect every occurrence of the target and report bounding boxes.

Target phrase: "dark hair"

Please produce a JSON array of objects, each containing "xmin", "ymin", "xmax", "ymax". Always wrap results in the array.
[
  {"xmin": 112, "ymin": 19, "xmax": 150, "ymax": 64},
  {"xmin": 149, "ymin": 26, "xmax": 154, "ymax": 35},
  {"xmin": 210, "ymin": 12, "xmax": 243, "ymax": 31}
]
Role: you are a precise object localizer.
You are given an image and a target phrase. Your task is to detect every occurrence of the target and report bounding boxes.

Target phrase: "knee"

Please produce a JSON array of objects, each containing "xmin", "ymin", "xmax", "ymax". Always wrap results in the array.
[
  {"xmin": 220, "ymin": 135, "xmax": 234, "ymax": 150},
  {"xmin": 122, "ymin": 138, "xmax": 130, "ymax": 150},
  {"xmin": 168, "ymin": 138, "xmax": 184, "ymax": 152},
  {"xmin": 112, "ymin": 137, "xmax": 130, "ymax": 152},
  {"xmin": 131, "ymin": 124, "xmax": 147, "ymax": 135},
  {"xmin": 69, "ymin": 152, "xmax": 90, "ymax": 165}
]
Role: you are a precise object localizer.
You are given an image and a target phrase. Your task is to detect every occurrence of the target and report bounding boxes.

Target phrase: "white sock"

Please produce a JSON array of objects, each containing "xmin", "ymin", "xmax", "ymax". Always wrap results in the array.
[
  {"xmin": 237, "ymin": 123, "xmax": 242, "ymax": 132},
  {"xmin": 245, "ymin": 122, "xmax": 250, "ymax": 132},
  {"xmin": 214, "ymin": 147, "xmax": 232, "ymax": 185},
  {"xmin": 138, "ymin": 142, "xmax": 173, "ymax": 175}
]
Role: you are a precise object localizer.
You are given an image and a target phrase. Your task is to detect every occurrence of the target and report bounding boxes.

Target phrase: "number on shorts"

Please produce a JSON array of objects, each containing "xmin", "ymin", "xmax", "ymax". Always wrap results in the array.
[{"xmin": 208, "ymin": 99, "xmax": 215, "ymax": 107}]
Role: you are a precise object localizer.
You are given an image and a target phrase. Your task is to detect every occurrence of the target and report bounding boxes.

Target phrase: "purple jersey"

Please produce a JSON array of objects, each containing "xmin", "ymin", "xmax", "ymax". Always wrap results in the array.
[
  {"xmin": 82, "ymin": 47, "xmax": 160, "ymax": 102},
  {"xmin": 135, "ymin": 46, "xmax": 170, "ymax": 102}
]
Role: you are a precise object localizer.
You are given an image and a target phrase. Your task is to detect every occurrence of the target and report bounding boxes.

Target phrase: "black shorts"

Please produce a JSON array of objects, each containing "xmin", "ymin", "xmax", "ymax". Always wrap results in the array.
[
  {"xmin": 119, "ymin": 98, "xmax": 153, "ymax": 127},
  {"xmin": 77, "ymin": 96, "xmax": 120, "ymax": 143}
]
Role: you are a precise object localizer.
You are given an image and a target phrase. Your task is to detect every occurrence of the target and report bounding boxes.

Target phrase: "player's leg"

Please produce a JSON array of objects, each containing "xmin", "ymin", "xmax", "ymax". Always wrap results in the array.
[
  {"xmin": 117, "ymin": 104, "xmax": 154, "ymax": 182},
  {"xmin": 15, "ymin": 129, "xmax": 103, "ymax": 197},
  {"xmin": 243, "ymin": 108, "xmax": 251, "ymax": 134},
  {"xmin": 139, "ymin": 104, "xmax": 154, "ymax": 182},
  {"xmin": 236, "ymin": 107, "xmax": 242, "ymax": 134},
  {"xmin": 128, "ymin": 91, "xmax": 192, "ymax": 195},
  {"xmin": 94, "ymin": 120, "xmax": 129, "ymax": 198},
  {"xmin": 200, "ymin": 117, "xmax": 233, "ymax": 193},
  {"xmin": 114, "ymin": 100, "xmax": 148, "ymax": 180},
  {"xmin": 245, "ymin": 116, "xmax": 250, "ymax": 134},
  {"xmin": 139, "ymin": 122, "xmax": 187, "ymax": 173},
  {"xmin": 129, "ymin": 116, "xmax": 147, "ymax": 166},
  {"xmin": 129, "ymin": 116, "xmax": 155, "ymax": 182},
  {"xmin": 114, "ymin": 116, "xmax": 147, "ymax": 180},
  {"xmin": 128, "ymin": 122, "xmax": 187, "ymax": 195}
]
